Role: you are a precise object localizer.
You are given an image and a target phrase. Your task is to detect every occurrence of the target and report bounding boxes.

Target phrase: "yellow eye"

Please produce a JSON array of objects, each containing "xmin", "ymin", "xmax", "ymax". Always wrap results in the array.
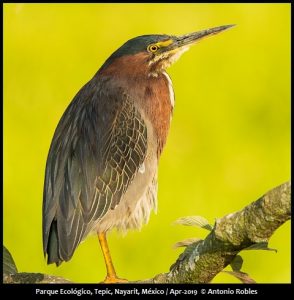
[{"xmin": 147, "ymin": 44, "xmax": 159, "ymax": 53}]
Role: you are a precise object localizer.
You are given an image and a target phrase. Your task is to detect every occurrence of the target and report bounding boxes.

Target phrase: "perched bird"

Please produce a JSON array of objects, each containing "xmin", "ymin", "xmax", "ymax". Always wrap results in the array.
[{"xmin": 43, "ymin": 25, "xmax": 233, "ymax": 283}]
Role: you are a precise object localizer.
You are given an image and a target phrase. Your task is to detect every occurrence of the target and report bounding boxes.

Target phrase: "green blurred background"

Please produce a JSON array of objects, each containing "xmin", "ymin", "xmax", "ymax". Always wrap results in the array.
[{"xmin": 4, "ymin": 4, "xmax": 290, "ymax": 283}]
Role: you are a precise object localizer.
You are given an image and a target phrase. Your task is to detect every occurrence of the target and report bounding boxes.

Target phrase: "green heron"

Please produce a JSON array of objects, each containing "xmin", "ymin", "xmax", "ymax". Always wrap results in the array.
[{"xmin": 43, "ymin": 25, "xmax": 233, "ymax": 283}]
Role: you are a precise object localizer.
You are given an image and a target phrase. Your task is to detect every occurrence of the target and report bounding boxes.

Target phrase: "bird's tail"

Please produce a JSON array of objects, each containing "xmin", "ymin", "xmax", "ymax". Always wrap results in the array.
[{"xmin": 46, "ymin": 220, "xmax": 62, "ymax": 266}]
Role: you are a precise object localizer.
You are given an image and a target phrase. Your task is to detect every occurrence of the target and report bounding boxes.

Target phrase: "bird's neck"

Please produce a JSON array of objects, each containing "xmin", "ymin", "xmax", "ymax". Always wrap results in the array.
[
  {"xmin": 98, "ymin": 64, "xmax": 174, "ymax": 157},
  {"xmin": 139, "ymin": 72, "xmax": 174, "ymax": 157},
  {"xmin": 123, "ymin": 72, "xmax": 174, "ymax": 158}
]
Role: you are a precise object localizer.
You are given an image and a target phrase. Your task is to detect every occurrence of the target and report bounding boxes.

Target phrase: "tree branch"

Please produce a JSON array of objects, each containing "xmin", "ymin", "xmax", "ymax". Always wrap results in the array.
[
  {"xmin": 3, "ymin": 181, "xmax": 290, "ymax": 284},
  {"xmin": 145, "ymin": 181, "xmax": 291, "ymax": 283}
]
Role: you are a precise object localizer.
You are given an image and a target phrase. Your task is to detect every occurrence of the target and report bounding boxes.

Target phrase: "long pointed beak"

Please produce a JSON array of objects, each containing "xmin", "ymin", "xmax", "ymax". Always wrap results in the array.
[{"xmin": 170, "ymin": 24, "xmax": 235, "ymax": 50}]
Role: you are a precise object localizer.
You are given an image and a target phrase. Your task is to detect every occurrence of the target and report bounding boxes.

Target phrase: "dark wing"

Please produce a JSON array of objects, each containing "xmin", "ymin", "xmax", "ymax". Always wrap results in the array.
[{"xmin": 43, "ymin": 77, "xmax": 147, "ymax": 265}]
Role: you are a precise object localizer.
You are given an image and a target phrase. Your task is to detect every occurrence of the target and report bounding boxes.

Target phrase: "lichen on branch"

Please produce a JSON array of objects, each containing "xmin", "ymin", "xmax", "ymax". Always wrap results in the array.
[{"xmin": 147, "ymin": 181, "xmax": 291, "ymax": 283}]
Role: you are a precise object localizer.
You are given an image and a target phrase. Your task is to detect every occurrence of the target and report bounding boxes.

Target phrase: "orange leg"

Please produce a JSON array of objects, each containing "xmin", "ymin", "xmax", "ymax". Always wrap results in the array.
[{"xmin": 97, "ymin": 232, "xmax": 127, "ymax": 283}]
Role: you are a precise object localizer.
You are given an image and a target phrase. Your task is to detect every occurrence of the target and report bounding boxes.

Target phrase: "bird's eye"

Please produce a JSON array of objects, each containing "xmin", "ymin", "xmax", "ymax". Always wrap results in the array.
[{"xmin": 147, "ymin": 44, "xmax": 159, "ymax": 53}]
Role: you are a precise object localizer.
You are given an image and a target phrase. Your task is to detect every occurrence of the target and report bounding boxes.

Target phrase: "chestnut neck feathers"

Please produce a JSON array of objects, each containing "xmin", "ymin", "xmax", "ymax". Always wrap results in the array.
[{"xmin": 98, "ymin": 52, "xmax": 174, "ymax": 156}]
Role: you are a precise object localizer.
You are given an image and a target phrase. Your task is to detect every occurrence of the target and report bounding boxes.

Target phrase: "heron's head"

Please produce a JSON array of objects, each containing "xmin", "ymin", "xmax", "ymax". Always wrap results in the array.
[{"xmin": 99, "ymin": 25, "xmax": 234, "ymax": 77}]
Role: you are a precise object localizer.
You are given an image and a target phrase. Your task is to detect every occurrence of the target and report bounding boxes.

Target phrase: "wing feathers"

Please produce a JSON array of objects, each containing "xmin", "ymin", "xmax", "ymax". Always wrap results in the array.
[{"xmin": 43, "ymin": 79, "xmax": 147, "ymax": 264}]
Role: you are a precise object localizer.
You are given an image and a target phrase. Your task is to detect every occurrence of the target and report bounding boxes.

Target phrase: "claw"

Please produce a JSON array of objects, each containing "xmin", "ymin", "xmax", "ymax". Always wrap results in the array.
[{"xmin": 101, "ymin": 276, "xmax": 128, "ymax": 284}]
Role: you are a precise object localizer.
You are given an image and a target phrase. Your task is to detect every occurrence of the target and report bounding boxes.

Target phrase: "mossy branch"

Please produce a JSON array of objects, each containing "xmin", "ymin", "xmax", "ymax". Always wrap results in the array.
[
  {"xmin": 3, "ymin": 181, "xmax": 290, "ymax": 284},
  {"xmin": 146, "ymin": 181, "xmax": 291, "ymax": 283}
]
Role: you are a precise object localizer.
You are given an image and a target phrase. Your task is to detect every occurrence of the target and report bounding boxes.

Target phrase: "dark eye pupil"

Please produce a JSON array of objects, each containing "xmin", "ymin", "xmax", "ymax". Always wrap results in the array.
[{"xmin": 151, "ymin": 46, "xmax": 157, "ymax": 51}]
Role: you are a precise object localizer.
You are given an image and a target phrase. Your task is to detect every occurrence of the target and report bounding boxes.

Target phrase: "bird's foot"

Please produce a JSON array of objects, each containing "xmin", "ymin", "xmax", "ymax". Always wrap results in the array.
[{"xmin": 101, "ymin": 275, "xmax": 128, "ymax": 284}]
